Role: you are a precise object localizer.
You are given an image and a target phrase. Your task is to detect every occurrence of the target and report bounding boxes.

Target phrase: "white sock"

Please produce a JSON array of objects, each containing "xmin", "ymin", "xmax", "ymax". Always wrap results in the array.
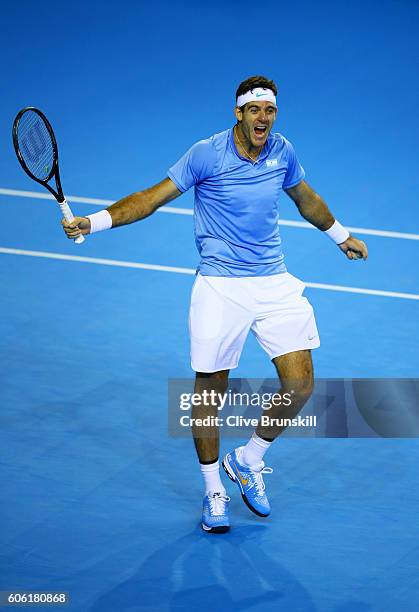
[
  {"xmin": 200, "ymin": 460, "xmax": 226, "ymax": 495},
  {"xmin": 242, "ymin": 433, "xmax": 272, "ymax": 467}
]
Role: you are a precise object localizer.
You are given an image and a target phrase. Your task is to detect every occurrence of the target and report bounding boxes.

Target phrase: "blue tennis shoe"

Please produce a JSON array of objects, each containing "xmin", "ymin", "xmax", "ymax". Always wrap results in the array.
[
  {"xmin": 222, "ymin": 447, "xmax": 273, "ymax": 517},
  {"xmin": 202, "ymin": 491, "xmax": 231, "ymax": 533}
]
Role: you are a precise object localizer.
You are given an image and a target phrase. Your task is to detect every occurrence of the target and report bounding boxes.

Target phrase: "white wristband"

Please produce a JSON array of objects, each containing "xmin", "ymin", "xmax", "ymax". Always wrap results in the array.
[
  {"xmin": 324, "ymin": 220, "xmax": 350, "ymax": 244},
  {"xmin": 86, "ymin": 210, "xmax": 112, "ymax": 234}
]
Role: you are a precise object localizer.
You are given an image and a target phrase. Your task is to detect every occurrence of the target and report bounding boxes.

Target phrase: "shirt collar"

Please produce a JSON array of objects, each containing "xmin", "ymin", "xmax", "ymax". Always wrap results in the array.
[{"xmin": 229, "ymin": 127, "xmax": 274, "ymax": 164}]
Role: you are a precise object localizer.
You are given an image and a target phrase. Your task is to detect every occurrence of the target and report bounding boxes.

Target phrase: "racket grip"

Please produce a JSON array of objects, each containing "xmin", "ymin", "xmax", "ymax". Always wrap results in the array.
[{"xmin": 60, "ymin": 199, "xmax": 85, "ymax": 244}]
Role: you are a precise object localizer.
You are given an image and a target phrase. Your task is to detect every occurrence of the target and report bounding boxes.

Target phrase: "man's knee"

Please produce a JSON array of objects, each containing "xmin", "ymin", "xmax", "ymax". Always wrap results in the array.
[
  {"xmin": 195, "ymin": 370, "xmax": 229, "ymax": 394},
  {"xmin": 283, "ymin": 376, "xmax": 314, "ymax": 406},
  {"xmin": 273, "ymin": 350, "xmax": 314, "ymax": 406}
]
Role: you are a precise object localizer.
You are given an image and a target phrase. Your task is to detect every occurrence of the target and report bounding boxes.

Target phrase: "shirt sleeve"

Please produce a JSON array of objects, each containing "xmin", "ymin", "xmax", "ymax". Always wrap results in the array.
[
  {"xmin": 167, "ymin": 138, "xmax": 217, "ymax": 193},
  {"xmin": 282, "ymin": 138, "xmax": 305, "ymax": 189}
]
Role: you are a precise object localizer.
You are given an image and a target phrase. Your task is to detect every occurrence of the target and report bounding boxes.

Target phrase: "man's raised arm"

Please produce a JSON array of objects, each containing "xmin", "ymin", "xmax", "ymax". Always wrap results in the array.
[{"xmin": 62, "ymin": 178, "xmax": 182, "ymax": 240}]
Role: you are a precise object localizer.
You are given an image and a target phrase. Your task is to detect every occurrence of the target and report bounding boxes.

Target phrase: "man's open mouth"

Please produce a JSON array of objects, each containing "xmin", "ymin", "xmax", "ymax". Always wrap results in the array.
[{"xmin": 254, "ymin": 125, "xmax": 267, "ymax": 136}]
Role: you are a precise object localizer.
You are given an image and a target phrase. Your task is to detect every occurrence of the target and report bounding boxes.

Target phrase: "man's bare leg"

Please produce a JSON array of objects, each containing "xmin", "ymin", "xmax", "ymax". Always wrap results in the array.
[
  {"xmin": 222, "ymin": 350, "xmax": 314, "ymax": 517},
  {"xmin": 256, "ymin": 349, "xmax": 314, "ymax": 442},
  {"xmin": 192, "ymin": 370, "xmax": 229, "ymax": 463}
]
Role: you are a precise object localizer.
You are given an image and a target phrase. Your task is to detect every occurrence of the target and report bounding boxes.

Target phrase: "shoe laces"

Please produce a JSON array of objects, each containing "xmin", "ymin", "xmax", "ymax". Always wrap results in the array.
[
  {"xmin": 208, "ymin": 492, "xmax": 230, "ymax": 515},
  {"xmin": 247, "ymin": 466, "xmax": 273, "ymax": 496}
]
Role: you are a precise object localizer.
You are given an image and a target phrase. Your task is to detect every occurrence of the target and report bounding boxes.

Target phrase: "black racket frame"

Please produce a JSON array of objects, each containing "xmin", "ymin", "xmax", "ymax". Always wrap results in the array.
[{"xmin": 12, "ymin": 107, "xmax": 65, "ymax": 203}]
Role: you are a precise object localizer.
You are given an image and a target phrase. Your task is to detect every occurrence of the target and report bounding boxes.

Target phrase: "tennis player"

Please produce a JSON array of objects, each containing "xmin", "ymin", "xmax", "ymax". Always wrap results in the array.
[{"xmin": 63, "ymin": 76, "xmax": 368, "ymax": 534}]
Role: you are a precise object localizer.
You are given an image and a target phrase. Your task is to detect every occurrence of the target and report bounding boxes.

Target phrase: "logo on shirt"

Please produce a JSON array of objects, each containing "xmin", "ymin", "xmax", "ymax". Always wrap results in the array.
[{"xmin": 266, "ymin": 159, "xmax": 278, "ymax": 167}]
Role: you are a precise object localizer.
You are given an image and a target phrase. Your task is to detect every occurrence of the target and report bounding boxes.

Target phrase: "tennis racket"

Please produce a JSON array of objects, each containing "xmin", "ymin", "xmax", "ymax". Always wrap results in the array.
[{"xmin": 12, "ymin": 107, "xmax": 85, "ymax": 244}]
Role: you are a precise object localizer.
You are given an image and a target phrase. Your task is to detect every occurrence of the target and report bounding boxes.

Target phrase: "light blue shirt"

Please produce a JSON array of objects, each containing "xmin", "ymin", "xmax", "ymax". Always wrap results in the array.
[{"xmin": 168, "ymin": 128, "xmax": 305, "ymax": 276}]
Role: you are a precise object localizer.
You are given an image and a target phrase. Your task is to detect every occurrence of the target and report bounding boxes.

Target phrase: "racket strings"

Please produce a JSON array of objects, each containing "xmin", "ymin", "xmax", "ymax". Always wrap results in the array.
[{"xmin": 17, "ymin": 111, "xmax": 55, "ymax": 181}]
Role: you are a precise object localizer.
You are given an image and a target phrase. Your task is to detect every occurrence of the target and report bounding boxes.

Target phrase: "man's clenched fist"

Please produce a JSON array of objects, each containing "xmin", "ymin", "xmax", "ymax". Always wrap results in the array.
[{"xmin": 62, "ymin": 217, "xmax": 91, "ymax": 240}]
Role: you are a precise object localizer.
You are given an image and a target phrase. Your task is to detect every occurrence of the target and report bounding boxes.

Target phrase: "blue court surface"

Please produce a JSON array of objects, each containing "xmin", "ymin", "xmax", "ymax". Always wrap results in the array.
[{"xmin": 1, "ymin": 1, "xmax": 419, "ymax": 610}]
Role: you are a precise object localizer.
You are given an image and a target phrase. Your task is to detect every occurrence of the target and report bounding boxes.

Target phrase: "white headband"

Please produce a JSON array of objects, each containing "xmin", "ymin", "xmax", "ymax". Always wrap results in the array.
[{"xmin": 236, "ymin": 87, "xmax": 277, "ymax": 108}]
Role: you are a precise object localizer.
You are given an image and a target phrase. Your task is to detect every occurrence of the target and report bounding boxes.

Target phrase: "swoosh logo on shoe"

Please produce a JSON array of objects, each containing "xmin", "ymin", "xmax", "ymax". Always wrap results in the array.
[{"xmin": 235, "ymin": 464, "xmax": 248, "ymax": 485}]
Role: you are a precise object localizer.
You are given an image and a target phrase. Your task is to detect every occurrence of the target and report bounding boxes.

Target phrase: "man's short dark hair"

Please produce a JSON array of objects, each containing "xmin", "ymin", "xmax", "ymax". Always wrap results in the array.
[{"xmin": 235, "ymin": 75, "xmax": 278, "ymax": 104}]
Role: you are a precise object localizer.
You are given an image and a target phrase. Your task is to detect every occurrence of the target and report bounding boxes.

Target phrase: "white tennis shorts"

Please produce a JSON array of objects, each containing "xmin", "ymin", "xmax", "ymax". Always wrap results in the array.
[{"xmin": 189, "ymin": 272, "xmax": 320, "ymax": 373}]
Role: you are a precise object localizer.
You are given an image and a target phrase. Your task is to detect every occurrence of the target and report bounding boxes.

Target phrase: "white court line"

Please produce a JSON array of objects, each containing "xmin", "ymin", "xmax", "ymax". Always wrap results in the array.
[
  {"xmin": 0, "ymin": 247, "xmax": 195, "ymax": 275},
  {"xmin": 1, "ymin": 187, "xmax": 418, "ymax": 240},
  {"xmin": 1, "ymin": 247, "xmax": 419, "ymax": 301}
]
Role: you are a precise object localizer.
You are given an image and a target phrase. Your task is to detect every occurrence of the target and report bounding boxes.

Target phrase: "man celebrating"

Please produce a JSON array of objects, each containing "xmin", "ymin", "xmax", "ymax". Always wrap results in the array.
[{"xmin": 63, "ymin": 76, "xmax": 368, "ymax": 534}]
